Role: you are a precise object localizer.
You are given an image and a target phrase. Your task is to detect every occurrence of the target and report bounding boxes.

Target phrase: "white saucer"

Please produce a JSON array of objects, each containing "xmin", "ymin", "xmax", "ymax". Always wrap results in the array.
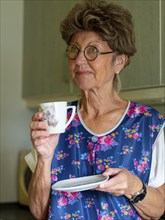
[{"xmin": 52, "ymin": 174, "xmax": 109, "ymax": 192}]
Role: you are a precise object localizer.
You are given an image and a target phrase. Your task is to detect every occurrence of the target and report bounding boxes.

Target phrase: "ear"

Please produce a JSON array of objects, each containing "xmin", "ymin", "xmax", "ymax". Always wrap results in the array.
[{"xmin": 114, "ymin": 54, "xmax": 128, "ymax": 72}]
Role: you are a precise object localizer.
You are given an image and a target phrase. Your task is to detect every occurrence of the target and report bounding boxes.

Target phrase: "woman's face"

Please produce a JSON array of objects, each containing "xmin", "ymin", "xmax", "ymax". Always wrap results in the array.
[{"xmin": 67, "ymin": 31, "xmax": 116, "ymax": 91}]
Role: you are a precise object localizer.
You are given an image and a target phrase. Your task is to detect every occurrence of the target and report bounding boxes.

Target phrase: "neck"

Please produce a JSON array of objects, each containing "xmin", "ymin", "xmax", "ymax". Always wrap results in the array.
[{"xmin": 79, "ymin": 87, "xmax": 125, "ymax": 118}]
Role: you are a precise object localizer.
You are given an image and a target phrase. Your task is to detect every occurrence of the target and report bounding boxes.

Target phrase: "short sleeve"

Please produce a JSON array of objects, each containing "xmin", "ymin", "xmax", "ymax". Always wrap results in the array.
[{"xmin": 148, "ymin": 126, "xmax": 165, "ymax": 187}]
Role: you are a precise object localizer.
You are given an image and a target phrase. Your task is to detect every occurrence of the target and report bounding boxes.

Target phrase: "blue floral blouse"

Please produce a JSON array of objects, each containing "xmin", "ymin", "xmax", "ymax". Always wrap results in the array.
[{"xmin": 48, "ymin": 101, "xmax": 164, "ymax": 220}]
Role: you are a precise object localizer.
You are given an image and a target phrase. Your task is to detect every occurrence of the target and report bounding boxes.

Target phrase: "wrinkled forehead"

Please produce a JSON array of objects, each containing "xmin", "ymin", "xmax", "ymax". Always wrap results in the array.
[
  {"xmin": 71, "ymin": 31, "xmax": 103, "ymax": 43},
  {"xmin": 70, "ymin": 31, "xmax": 110, "ymax": 49}
]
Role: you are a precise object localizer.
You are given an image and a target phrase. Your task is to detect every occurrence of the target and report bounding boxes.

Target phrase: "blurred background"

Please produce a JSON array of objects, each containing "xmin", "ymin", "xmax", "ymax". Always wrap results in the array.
[{"xmin": 0, "ymin": 0, "xmax": 164, "ymax": 219}]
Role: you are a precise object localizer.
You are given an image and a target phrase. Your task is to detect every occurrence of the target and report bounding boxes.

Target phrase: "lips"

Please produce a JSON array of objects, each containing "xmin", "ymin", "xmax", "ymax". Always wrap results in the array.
[
  {"xmin": 75, "ymin": 68, "xmax": 92, "ymax": 75},
  {"xmin": 77, "ymin": 71, "xmax": 90, "ymax": 75}
]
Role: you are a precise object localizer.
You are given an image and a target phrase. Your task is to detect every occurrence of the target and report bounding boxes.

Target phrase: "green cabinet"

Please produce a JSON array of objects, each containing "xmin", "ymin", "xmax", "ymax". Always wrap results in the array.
[
  {"xmin": 23, "ymin": 0, "xmax": 164, "ymax": 108},
  {"xmin": 23, "ymin": 1, "xmax": 81, "ymax": 107},
  {"xmin": 116, "ymin": 0, "xmax": 164, "ymax": 90}
]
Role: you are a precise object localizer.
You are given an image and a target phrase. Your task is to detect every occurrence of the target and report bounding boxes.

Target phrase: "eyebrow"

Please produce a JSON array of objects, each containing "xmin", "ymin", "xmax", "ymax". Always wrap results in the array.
[{"xmin": 88, "ymin": 40, "xmax": 105, "ymax": 45}]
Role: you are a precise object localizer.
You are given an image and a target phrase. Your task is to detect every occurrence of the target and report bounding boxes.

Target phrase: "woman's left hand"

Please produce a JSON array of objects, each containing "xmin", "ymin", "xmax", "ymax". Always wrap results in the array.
[{"xmin": 95, "ymin": 167, "xmax": 143, "ymax": 199}]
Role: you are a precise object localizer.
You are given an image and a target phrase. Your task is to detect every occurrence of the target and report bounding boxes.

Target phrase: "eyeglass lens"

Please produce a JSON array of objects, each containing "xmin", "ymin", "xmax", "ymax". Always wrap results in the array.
[
  {"xmin": 66, "ymin": 44, "xmax": 99, "ymax": 61},
  {"xmin": 66, "ymin": 44, "xmax": 113, "ymax": 61}
]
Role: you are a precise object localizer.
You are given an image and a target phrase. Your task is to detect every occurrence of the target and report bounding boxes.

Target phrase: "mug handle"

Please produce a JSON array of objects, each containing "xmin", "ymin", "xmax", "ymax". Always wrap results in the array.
[{"xmin": 65, "ymin": 106, "xmax": 76, "ymax": 129}]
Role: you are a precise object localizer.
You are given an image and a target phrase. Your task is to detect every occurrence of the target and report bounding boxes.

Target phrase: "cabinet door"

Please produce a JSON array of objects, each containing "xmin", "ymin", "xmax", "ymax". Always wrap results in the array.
[
  {"xmin": 111, "ymin": 0, "xmax": 163, "ymax": 90},
  {"xmin": 23, "ymin": 0, "xmax": 80, "ymax": 99}
]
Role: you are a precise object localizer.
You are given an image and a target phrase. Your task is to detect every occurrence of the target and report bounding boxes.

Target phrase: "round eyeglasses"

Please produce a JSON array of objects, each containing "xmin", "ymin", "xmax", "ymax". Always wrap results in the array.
[{"xmin": 66, "ymin": 44, "xmax": 114, "ymax": 61}]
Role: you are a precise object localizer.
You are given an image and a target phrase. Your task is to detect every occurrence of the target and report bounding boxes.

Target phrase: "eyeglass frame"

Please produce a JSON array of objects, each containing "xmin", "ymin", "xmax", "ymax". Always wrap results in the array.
[{"xmin": 66, "ymin": 43, "xmax": 114, "ymax": 61}]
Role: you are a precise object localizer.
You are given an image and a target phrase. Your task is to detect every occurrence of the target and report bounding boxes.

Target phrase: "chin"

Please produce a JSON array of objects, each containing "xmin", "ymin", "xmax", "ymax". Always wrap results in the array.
[
  {"xmin": 74, "ymin": 82, "xmax": 92, "ymax": 91},
  {"xmin": 73, "ymin": 78, "xmax": 94, "ymax": 91},
  {"xmin": 76, "ymin": 84, "xmax": 89, "ymax": 90}
]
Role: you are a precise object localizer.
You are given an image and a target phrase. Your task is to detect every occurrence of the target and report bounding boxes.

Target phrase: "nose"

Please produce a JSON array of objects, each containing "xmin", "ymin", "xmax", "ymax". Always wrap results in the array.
[{"xmin": 75, "ymin": 50, "xmax": 87, "ymax": 65}]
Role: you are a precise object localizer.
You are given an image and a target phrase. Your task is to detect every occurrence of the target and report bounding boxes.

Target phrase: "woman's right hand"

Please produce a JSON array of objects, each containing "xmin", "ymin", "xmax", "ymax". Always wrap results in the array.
[{"xmin": 30, "ymin": 112, "xmax": 59, "ymax": 162}]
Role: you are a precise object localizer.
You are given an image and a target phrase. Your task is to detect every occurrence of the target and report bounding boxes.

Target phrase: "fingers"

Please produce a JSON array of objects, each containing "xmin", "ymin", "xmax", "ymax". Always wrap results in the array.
[
  {"xmin": 30, "ymin": 113, "xmax": 49, "ymax": 143},
  {"xmin": 102, "ymin": 167, "xmax": 121, "ymax": 178},
  {"xmin": 31, "ymin": 112, "xmax": 43, "ymax": 121},
  {"xmin": 99, "ymin": 171, "xmax": 123, "ymax": 189},
  {"xmin": 31, "ymin": 130, "xmax": 50, "ymax": 140},
  {"xmin": 29, "ymin": 112, "xmax": 60, "ymax": 161},
  {"xmin": 95, "ymin": 183, "xmax": 125, "ymax": 196},
  {"xmin": 30, "ymin": 121, "xmax": 48, "ymax": 130},
  {"xmin": 30, "ymin": 112, "xmax": 48, "ymax": 131},
  {"xmin": 32, "ymin": 136, "xmax": 50, "ymax": 147},
  {"xmin": 95, "ymin": 168, "xmax": 130, "ymax": 196}
]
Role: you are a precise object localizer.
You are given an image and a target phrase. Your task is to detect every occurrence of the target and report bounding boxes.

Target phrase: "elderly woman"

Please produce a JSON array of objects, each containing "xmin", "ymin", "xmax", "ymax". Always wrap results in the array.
[{"xmin": 28, "ymin": 0, "xmax": 165, "ymax": 219}]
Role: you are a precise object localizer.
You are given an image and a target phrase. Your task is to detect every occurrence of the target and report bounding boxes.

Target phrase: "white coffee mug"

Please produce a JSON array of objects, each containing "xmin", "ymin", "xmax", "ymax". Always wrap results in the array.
[{"xmin": 39, "ymin": 101, "xmax": 76, "ymax": 134}]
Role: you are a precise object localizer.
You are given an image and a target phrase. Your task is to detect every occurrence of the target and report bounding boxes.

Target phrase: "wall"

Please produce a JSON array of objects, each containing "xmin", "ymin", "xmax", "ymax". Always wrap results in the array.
[{"xmin": 0, "ymin": 0, "xmax": 34, "ymax": 202}]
